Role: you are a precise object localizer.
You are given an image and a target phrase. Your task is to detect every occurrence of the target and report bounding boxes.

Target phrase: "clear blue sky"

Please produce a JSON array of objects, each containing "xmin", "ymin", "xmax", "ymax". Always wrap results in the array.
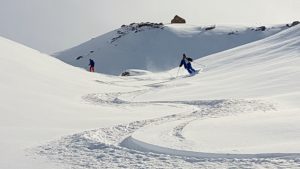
[{"xmin": 0, "ymin": 0, "xmax": 299, "ymax": 54}]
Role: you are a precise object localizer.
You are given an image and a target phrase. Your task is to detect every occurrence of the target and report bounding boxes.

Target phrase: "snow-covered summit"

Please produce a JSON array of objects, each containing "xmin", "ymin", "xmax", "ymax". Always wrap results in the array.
[{"xmin": 54, "ymin": 23, "xmax": 291, "ymax": 75}]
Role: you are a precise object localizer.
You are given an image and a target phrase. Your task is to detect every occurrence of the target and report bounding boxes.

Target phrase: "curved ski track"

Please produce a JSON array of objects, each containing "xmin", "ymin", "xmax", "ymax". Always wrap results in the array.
[{"xmin": 33, "ymin": 79, "xmax": 300, "ymax": 169}]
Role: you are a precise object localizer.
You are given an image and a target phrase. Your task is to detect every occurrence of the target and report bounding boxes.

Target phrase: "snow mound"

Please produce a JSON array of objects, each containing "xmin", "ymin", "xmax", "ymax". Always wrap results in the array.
[
  {"xmin": 0, "ymin": 36, "xmax": 134, "ymax": 169},
  {"xmin": 55, "ymin": 23, "xmax": 289, "ymax": 75}
]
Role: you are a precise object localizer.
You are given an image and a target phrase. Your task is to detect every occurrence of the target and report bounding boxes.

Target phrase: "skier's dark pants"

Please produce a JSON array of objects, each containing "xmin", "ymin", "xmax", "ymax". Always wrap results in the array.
[
  {"xmin": 183, "ymin": 62, "xmax": 196, "ymax": 74},
  {"xmin": 90, "ymin": 66, "xmax": 95, "ymax": 72}
]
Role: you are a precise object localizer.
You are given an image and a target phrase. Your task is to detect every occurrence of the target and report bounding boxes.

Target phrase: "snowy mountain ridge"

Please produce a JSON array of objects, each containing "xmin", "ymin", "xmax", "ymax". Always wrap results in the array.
[{"xmin": 54, "ymin": 23, "xmax": 293, "ymax": 75}]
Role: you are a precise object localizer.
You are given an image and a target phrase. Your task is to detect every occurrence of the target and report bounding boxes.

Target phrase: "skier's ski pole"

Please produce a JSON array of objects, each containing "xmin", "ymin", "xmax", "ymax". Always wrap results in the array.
[{"xmin": 175, "ymin": 67, "xmax": 180, "ymax": 78}]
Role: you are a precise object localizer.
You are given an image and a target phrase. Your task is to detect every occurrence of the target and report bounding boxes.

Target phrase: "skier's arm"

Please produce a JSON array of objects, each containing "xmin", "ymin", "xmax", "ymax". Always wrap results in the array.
[{"xmin": 179, "ymin": 60, "xmax": 184, "ymax": 67}]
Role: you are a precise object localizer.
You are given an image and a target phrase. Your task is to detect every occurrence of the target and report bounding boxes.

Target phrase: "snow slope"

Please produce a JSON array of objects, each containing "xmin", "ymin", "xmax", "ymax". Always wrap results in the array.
[
  {"xmin": 0, "ymin": 37, "xmax": 179, "ymax": 168},
  {"xmin": 123, "ymin": 24, "xmax": 300, "ymax": 157},
  {"xmin": 55, "ymin": 23, "xmax": 288, "ymax": 75},
  {"xmin": 43, "ymin": 25, "xmax": 300, "ymax": 168},
  {"xmin": 1, "ymin": 24, "xmax": 300, "ymax": 169}
]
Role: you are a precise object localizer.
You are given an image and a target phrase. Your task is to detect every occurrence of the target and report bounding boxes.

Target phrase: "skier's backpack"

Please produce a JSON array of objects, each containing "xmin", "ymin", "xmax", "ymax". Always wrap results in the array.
[{"xmin": 187, "ymin": 57, "xmax": 193, "ymax": 62}]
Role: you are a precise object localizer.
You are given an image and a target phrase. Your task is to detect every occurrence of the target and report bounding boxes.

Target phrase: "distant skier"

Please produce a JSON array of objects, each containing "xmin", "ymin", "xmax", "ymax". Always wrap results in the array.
[
  {"xmin": 179, "ymin": 53, "xmax": 196, "ymax": 75},
  {"xmin": 89, "ymin": 59, "xmax": 95, "ymax": 72}
]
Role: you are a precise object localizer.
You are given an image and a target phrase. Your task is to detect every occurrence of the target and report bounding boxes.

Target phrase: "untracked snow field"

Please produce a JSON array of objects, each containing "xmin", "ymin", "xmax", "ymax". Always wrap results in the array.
[{"xmin": 1, "ymin": 25, "xmax": 300, "ymax": 169}]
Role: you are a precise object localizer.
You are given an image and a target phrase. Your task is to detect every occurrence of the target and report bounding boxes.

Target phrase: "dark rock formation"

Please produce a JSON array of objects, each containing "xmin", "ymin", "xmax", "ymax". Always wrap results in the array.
[
  {"xmin": 111, "ymin": 22, "xmax": 164, "ymax": 43},
  {"xmin": 255, "ymin": 26, "xmax": 266, "ymax": 31},
  {"xmin": 205, "ymin": 25, "xmax": 216, "ymax": 31},
  {"xmin": 171, "ymin": 15, "xmax": 186, "ymax": 24},
  {"xmin": 287, "ymin": 21, "xmax": 300, "ymax": 27}
]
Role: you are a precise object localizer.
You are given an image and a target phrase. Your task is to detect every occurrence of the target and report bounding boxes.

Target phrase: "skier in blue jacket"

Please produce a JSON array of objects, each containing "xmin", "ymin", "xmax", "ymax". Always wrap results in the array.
[{"xmin": 179, "ymin": 53, "xmax": 196, "ymax": 75}]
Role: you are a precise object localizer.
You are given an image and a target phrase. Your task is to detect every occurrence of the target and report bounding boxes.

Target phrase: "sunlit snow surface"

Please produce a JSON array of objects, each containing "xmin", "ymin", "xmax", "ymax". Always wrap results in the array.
[
  {"xmin": 1, "ymin": 25, "xmax": 300, "ymax": 169},
  {"xmin": 55, "ymin": 24, "xmax": 288, "ymax": 75}
]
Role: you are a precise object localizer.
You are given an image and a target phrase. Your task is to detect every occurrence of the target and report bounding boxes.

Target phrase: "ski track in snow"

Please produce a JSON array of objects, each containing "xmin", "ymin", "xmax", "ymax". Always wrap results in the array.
[{"xmin": 32, "ymin": 82, "xmax": 300, "ymax": 169}]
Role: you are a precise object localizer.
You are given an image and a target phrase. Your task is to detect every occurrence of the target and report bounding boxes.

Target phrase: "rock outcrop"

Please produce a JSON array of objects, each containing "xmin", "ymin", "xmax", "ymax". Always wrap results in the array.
[
  {"xmin": 171, "ymin": 15, "xmax": 186, "ymax": 24},
  {"xmin": 286, "ymin": 21, "xmax": 300, "ymax": 27}
]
